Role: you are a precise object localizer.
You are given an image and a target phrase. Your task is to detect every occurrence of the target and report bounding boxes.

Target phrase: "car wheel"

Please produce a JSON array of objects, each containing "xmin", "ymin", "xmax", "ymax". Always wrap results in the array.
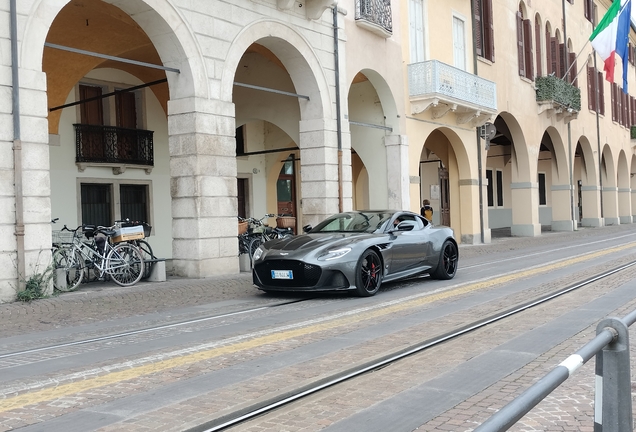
[
  {"xmin": 354, "ymin": 249, "xmax": 382, "ymax": 297},
  {"xmin": 431, "ymin": 240, "xmax": 458, "ymax": 280}
]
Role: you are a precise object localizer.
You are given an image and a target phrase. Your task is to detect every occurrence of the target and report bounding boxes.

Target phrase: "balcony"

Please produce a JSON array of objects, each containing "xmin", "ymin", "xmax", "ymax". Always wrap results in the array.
[
  {"xmin": 355, "ymin": 0, "xmax": 392, "ymax": 38},
  {"xmin": 408, "ymin": 60, "xmax": 497, "ymax": 126},
  {"xmin": 74, "ymin": 124, "xmax": 154, "ymax": 174},
  {"xmin": 535, "ymin": 75, "xmax": 581, "ymax": 123}
]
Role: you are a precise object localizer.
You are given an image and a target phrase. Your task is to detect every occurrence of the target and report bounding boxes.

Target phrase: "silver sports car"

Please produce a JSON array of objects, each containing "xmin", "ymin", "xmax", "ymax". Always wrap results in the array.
[{"xmin": 252, "ymin": 210, "xmax": 458, "ymax": 296}]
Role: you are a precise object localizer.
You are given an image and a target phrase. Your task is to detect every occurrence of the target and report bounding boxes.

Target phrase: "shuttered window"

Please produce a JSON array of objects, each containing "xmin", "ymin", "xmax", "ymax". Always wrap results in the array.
[
  {"xmin": 535, "ymin": 17, "xmax": 542, "ymax": 76},
  {"xmin": 538, "ymin": 173, "xmax": 547, "ymax": 206},
  {"xmin": 517, "ymin": 12, "xmax": 525, "ymax": 77},
  {"xmin": 486, "ymin": 170, "xmax": 494, "ymax": 207},
  {"xmin": 523, "ymin": 19, "xmax": 533, "ymax": 79},
  {"xmin": 496, "ymin": 170, "xmax": 504, "ymax": 207},
  {"xmin": 474, "ymin": 0, "xmax": 494, "ymax": 62},
  {"xmin": 453, "ymin": 16, "xmax": 467, "ymax": 71},
  {"xmin": 598, "ymin": 71, "xmax": 605, "ymax": 115},
  {"xmin": 120, "ymin": 184, "xmax": 148, "ymax": 223},
  {"xmin": 409, "ymin": 0, "xmax": 425, "ymax": 63},
  {"xmin": 81, "ymin": 184, "xmax": 112, "ymax": 227}
]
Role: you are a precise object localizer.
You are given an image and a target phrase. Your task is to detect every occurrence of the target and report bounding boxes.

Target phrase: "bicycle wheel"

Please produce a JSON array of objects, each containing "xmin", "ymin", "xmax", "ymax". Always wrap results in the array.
[
  {"xmin": 248, "ymin": 237, "xmax": 263, "ymax": 263},
  {"xmin": 52, "ymin": 247, "xmax": 84, "ymax": 292},
  {"xmin": 134, "ymin": 239, "xmax": 154, "ymax": 279},
  {"xmin": 106, "ymin": 243, "xmax": 144, "ymax": 287}
]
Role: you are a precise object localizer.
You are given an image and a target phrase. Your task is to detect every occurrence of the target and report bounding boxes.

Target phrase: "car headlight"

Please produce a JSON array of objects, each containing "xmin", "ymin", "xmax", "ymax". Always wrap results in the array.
[
  {"xmin": 253, "ymin": 246, "xmax": 264, "ymax": 261},
  {"xmin": 318, "ymin": 247, "xmax": 352, "ymax": 261}
]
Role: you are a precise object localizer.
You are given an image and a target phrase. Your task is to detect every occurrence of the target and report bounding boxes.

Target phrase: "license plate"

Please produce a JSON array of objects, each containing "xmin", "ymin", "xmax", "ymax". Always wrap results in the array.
[{"xmin": 271, "ymin": 270, "xmax": 293, "ymax": 280}]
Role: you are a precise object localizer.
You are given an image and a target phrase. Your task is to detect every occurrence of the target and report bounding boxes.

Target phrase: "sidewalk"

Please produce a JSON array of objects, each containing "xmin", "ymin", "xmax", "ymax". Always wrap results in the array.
[{"xmin": 1, "ymin": 224, "xmax": 634, "ymax": 338}]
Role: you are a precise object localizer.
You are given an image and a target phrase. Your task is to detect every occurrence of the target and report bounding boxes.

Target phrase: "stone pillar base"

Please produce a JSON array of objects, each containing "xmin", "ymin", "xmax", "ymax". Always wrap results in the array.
[
  {"xmin": 619, "ymin": 216, "xmax": 633, "ymax": 224},
  {"xmin": 551, "ymin": 220, "xmax": 575, "ymax": 232},
  {"xmin": 581, "ymin": 217, "xmax": 604, "ymax": 227},
  {"xmin": 511, "ymin": 223, "xmax": 541, "ymax": 237},
  {"xmin": 604, "ymin": 217, "xmax": 620, "ymax": 226}
]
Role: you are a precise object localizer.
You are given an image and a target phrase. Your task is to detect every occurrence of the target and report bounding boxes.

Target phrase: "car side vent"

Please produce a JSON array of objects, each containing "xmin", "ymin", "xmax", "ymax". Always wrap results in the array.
[{"xmin": 376, "ymin": 243, "xmax": 391, "ymax": 250}]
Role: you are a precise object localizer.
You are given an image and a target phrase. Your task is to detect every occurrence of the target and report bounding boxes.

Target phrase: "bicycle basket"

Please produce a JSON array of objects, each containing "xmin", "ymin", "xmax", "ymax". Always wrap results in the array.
[
  {"xmin": 52, "ymin": 230, "xmax": 74, "ymax": 246},
  {"xmin": 238, "ymin": 221, "xmax": 248, "ymax": 235}
]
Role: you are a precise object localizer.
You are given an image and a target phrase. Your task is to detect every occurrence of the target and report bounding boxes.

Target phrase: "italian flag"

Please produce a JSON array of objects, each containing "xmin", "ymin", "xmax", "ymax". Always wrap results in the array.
[{"xmin": 590, "ymin": 0, "xmax": 632, "ymax": 93}]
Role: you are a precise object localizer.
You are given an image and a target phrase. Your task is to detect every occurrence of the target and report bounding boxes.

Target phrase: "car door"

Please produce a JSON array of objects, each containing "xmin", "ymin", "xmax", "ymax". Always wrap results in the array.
[{"xmin": 386, "ymin": 214, "xmax": 430, "ymax": 274}]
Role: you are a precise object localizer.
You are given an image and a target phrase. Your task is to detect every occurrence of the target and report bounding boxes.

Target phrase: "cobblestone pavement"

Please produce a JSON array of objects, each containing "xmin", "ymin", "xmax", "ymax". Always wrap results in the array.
[{"xmin": 0, "ymin": 224, "xmax": 635, "ymax": 432}]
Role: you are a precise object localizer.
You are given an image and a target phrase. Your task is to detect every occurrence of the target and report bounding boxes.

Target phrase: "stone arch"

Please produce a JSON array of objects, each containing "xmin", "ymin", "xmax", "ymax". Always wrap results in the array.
[
  {"xmin": 221, "ymin": 20, "xmax": 330, "ymax": 121},
  {"xmin": 540, "ymin": 126, "xmax": 572, "ymax": 231},
  {"xmin": 495, "ymin": 112, "xmax": 532, "ymax": 181},
  {"xmin": 573, "ymin": 135, "xmax": 602, "ymax": 226},
  {"xmin": 346, "ymin": 68, "xmax": 402, "ymax": 210},
  {"xmin": 23, "ymin": 0, "xmax": 207, "ymax": 100}
]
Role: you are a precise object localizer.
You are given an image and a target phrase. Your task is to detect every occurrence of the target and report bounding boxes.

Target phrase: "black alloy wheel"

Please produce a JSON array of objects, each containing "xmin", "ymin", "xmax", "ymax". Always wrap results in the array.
[
  {"xmin": 355, "ymin": 249, "xmax": 382, "ymax": 297},
  {"xmin": 431, "ymin": 240, "xmax": 458, "ymax": 280}
]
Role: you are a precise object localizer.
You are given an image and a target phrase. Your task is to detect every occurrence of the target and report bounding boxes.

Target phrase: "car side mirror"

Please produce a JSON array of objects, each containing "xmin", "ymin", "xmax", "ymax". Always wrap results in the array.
[
  {"xmin": 303, "ymin": 224, "xmax": 313, "ymax": 233},
  {"xmin": 395, "ymin": 221, "xmax": 416, "ymax": 231}
]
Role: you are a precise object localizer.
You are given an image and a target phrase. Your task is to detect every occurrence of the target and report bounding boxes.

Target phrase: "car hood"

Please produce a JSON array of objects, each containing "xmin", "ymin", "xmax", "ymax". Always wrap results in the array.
[{"xmin": 264, "ymin": 233, "xmax": 374, "ymax": 253}]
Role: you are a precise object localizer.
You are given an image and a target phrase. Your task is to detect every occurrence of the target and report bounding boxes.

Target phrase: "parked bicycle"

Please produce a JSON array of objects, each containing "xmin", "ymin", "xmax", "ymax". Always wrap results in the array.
[
  {"xmin": 115, "ymin": 219, "xmax": 155, "ymax": 279},
  {"xmin": 246, "ymin": 214, "xmax": 294, "ymax": 259},
  {"xmin": 52, "ymin": 224, "xmax": 144, "ymax": 291}
]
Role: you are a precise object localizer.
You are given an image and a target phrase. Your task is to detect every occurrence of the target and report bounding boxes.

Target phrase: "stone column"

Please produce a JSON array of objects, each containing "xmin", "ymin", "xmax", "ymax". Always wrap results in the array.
[
  {"xmin": 580, "ymin": 185, "xmax": 603, "ymax": 227},
  {"xmin": 511, "ymin": 182, "xmax": 541, "ymax": 236},
  {"xmin": 550, "ymin": 184, "xmax": 575, "ymax": 231},
  {"xmin": 299, "ymin": 118, "xmax": 341, "ymax": 227},
  {"xmin": 618, "ymin": 188, "xmax": 632, "ymax": 224},
  {"xmin": 458, "ymin": 178, "xmax": 488, "ymax": 244},
  {"xmin": 385, "ymin": 134, "xmax": 409, "ymax": 211},
  {"xmin": 168, "ymin": 97, "xmax": 239, "ymax": 278},
  {"xmin": 632, "ymin": 188, "xmax": 636, "ymax": 221},
  {"xmin": 602, "ymin": 186, "xmax": 620, "ymax": 225}
]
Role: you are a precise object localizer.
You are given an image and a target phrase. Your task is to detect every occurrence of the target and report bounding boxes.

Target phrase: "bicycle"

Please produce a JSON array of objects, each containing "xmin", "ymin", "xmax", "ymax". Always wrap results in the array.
[
  {"xmin": 247, "ymin": 214, "xmax": 294, "ymax": 259},
  {"xmin": 52, "ymin": 224, "xmax": 144, "ymax": 291},
  {"xmin": 115, "ymin": 219, "xmax": 155, "ymax": 279}
]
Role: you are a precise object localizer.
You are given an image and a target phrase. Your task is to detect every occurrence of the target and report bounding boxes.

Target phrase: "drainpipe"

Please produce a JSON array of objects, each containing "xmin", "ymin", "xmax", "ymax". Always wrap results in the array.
[
  {"xmin": 333, "ymin": 1, "xmax": 343, "ymax": 213},
  {"xmin": 470, "ymin": 0, "xmax": 485, "ymax": 244},
  {"xmin": 10, "ymin": 0, "xmax": 25, "ymax": 288}
]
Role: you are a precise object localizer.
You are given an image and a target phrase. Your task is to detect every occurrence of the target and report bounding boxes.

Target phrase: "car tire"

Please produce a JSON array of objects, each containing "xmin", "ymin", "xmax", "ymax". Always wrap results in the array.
[
  {"xmin": 430, "ymin": 240, "xmax": 458, "ymax": 280},
  {"xmin": 354, "ymin": 249, "xmax": 382, "ymax": 297}
]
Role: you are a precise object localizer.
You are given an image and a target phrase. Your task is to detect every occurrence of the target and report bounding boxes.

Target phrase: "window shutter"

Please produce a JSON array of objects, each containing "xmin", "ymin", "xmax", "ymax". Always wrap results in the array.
[
  {"xmin": 598, "ymin": 71, "xmax": 605, "ymax": 115},
  {"xmin": 611, "ymin": 83, "xmax": 617, "ymax": 122},
  {"xmin": 523, "ymin": 19, "xmax": 534, "ymax": 79},
  {"xmin": 535, "ymin": 19, "xmax": 542, "ymax": 77},
  {"xmin": 486, "ymin": 0, "xmax": 495, "ymax": 61},
  {"xmin": 551, "ymin": 38, "xmax": 558, "ymax": 76},
  {"xmin": 474, "ymin": 0, "xmax": 483, "ymax": 57},
  {"xmin": 558, "ymin": 43, "xmax": 566, "ymax": 79},
  {"xmin": 587, "ymin": 67, "xmax": 595, "ymax": 111},
  {"xmin": 584, "ymin": 0, "xmax": 591, "ymax": 21},
  {"xmin": 569, "ymin": 52, "xmax": 577, "ymax": 86},
  {"xmin": 517, "ymin": 12, "xmax": 525, "ymax": 76},
  {"xmin": 545, "ymin": 29, "xmax": 552, "ymax": 75}
]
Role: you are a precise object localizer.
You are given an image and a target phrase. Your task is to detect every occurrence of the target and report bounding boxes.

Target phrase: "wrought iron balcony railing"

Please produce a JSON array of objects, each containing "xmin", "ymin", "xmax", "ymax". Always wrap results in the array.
[
  {"xmin": 74, "ymin": 124, "xmax": 154, "ymax": 167},
  {"xmin": 408, "ymin": 60, "xmax": 497, "ymax": 124},
  {"xmin": 535, "ymin": 75, "xmax": 581, "ymax": 112},
  {"xmin": 355, "ymin": 0, "xmax": 392, "ymax": 37}
]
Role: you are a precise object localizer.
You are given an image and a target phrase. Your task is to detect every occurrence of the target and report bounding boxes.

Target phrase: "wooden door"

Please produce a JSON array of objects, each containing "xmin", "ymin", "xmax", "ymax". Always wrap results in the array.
[
  {"xmin": 277, "ymin": 157, "xmax": 296, "ymax": 219},
  {"xmin": 439, "ymin": 167, "xmax": 451, "ymax": 226}
]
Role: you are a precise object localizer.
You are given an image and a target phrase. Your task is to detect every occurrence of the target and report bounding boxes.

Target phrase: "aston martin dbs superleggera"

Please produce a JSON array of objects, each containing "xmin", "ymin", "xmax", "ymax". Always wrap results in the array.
[{"xmin": 252, "ymin": 210, "xmax": 458, "ymax": 296}]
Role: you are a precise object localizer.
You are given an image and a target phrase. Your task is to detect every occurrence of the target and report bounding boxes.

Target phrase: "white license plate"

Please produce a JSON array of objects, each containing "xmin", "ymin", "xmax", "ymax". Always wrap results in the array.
[{"xmin": 271, "ymin": 270, "xmax": 293, "ymax": 280}]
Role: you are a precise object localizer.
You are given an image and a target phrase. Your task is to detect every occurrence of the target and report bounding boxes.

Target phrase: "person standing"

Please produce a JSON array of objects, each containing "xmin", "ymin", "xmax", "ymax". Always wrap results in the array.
[{"xmin": 421, "ymin": 199, "xmax": 433, "ymax": 222}]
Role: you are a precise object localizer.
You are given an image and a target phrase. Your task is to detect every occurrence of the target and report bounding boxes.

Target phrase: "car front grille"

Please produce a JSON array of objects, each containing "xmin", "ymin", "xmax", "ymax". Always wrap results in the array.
[{"xmin": 254, "ymin": 260, "xmax": 322, "ymax": 287}]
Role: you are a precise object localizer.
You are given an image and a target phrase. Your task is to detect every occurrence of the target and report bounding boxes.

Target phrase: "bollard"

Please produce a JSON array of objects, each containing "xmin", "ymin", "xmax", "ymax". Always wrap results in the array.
[{"xmin": 594, "ymin": 318, "xmax": 633, "ymax": 432}]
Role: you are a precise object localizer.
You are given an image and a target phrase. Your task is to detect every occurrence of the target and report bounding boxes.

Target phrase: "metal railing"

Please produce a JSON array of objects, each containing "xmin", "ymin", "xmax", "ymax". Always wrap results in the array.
[
  {"xmin": 475, "ymin": 309, "xmax": 636, "ymax": 431},
  {"xmin": 74, "ymin": 123, "xmax": 154, "ymax": 166},
  {"xmin": 354, "ymin": 0, "xmax": 392, "ymax": 35},
  {"xmin": 408, "ymin": 60, "xmax": 497, "ymax": 111}
]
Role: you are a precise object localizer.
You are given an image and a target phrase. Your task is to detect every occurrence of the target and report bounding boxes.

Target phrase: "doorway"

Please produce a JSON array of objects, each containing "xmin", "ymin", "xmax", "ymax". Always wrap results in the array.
[
  {"xmin": 277, "ymin": 155, "xmax": 296, "ymax": 218},
  {"xmin": 439, "ymin": 167, "xmax": 450, "ymax": 226}
]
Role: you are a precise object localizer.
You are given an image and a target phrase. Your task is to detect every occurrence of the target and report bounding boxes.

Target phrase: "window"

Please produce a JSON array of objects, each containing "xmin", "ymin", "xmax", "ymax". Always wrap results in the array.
[
  {"xmin": 474, "ymin": 0, "xmax": 495, "ymax": 62},
  {"xmin": 76, "ymin": 81, "xmax": 152, "ymax": 167},
  {"xmin": 453, "ymin": 16, "xmax": 466, "ymax": 71},
  {"xmin": 80, "ymin": 180, "xmax": 152, "ymax": 227},
  {"xmin": 235, "ymin": 125, "xmax": 245, "ymax": 155},
  {"xmin": 535, "ymin": 16, "xmax": 542, "ymax": 76},
  {"xmin": 409, "ymin": 0, "xmax": 425, "ymax": 63},
  {"xmin": 587, "ymin": 66, "xmax": 605, "ymax": 114},
  {"xmin": 584, "ymin": 0, "xmax": 594, "ymax": 23},
  {"xmin": 538, "ymin": 173, "xmax": 546, "ymax": 206},
  {"xmin": 486, "ymin": 170, "xmax": 494, "ymax": 207},
  {"xmin": 516, "ymin": 9, "xmax": 533, "ymax": 79},
  {"xmin": 496, "ymin": 170, "xmax": 504, "ymax": 206},
  {"xmin": 81, "ymin": 183, "xmax": 112, "ymax": 227},
  {"xmin": 120, "ymin": 185, "xmax": 148, "ymax": 222}
]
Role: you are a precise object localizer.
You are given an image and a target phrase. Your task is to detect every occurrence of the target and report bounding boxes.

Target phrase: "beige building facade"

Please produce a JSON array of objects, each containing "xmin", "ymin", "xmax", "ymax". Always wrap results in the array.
[{"xmin": 0, "ymin": 0, "xmax": 634, "ymax": 302}]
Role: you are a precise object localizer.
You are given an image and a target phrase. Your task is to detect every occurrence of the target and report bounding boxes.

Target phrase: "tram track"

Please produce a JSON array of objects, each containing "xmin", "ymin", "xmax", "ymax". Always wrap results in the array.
[
  {"xmin": 192, "ymin": 259, "xmax": 636, "ymax": 432},
  {"xmin": 0, "ymin": 298, "xmax": 310, "ymax": 360}
]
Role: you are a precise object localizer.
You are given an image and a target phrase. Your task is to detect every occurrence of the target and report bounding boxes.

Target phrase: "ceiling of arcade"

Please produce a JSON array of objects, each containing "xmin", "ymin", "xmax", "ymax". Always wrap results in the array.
[{"xmin": 44, "ymin": 0, "xmax": 168, "ymax": 134}]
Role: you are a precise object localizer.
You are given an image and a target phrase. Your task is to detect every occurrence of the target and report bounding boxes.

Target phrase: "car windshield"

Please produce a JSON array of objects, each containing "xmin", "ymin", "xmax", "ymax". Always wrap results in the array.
[{"xmin": 310, "ymin": 212, "xmax": 393, "ymax": 233}]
